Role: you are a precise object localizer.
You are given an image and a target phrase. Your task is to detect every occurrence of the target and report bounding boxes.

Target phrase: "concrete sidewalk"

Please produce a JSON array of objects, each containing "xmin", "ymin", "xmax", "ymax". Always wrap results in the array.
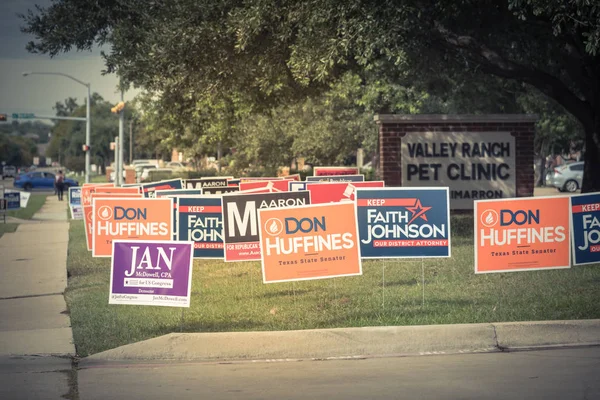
[
  {"xmin": 82, "ymin": 319, "xmax": 600, "ymax": 364},
  {"xmin": 0, "ymin": 195, "xmax": 75, "ymax": 400}
]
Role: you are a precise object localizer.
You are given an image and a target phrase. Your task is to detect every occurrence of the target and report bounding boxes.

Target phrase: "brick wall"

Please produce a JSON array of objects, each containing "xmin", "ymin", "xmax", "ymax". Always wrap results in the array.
[{"xmin": 376, "ymin": 115, "xmax": 537, "ymax": 207}]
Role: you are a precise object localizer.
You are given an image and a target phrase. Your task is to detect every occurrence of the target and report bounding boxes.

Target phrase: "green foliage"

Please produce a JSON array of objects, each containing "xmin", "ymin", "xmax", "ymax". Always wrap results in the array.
[
  {"xmin": 47, "ymin": 93, "xmax": 123, "ymax": 171},
  {"xmin": 20, "ymin": 0, "xmax": 600, "ymax": 190},
  {"xmin": 0, "ymin": 134, "xmax": 38, "ymax": 166}
]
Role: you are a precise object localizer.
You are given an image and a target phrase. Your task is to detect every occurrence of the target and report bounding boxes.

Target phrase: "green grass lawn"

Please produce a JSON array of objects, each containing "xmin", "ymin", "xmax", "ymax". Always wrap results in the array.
[
  {"xmin": 64, "ymin": 215, "xmax": 600, "ymax": 357},
  {"xmin": 0, "ymin": 223, "xmax": 18, "ymax": 238},
  {"xmin": 6, "ymin": 193, "xmax": 48, "ymax": 219}
]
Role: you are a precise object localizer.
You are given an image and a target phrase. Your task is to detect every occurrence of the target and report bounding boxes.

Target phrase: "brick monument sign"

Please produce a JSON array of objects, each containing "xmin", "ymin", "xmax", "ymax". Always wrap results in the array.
[{"xmin": 375, "ymin": 114, "xmax": 537, "ymax": 209}]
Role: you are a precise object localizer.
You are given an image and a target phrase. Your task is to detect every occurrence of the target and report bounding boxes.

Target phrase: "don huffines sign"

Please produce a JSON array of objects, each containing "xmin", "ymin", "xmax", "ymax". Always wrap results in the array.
[
  {"xmin": 92, "ymin": 197, "xmax": 173, "ymax": 257},
  {"xmin": 356, "ymin": 187, "xmax": 451, "ymax": 258},
  {"xmin": 221, "ymin": 191, "xmax": 310, "ymax": 262},
  {"xmin": 401, "ymin": 131, "xmax": 515, "ymax": 209},
  {"xmin": 474, "ymin": 196, "xmax": 570, "ymax": 273},
  {"xmin": 570, "ymin": 192, "xmax": 600, "ymax": 266},
  {"xmin": 258, "ymin": 202, "xmax": 362, "ymax": 283},
  {"xmin": 110, "ymin": 240, "xmax": 193, "ymax": 307}
]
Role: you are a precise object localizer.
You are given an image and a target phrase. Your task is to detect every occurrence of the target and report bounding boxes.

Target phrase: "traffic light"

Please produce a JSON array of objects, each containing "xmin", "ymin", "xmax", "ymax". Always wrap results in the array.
[
  {"xmin": 0, "ymin": 114, "xmax": 7, "ymax": 122},
  {"xmin": 111, "ymin": 102, "xmax": 125, "ymax": 114},
  {"xmin": 82, "ymin": 144, "xmax": 90, "ymax": 152}
]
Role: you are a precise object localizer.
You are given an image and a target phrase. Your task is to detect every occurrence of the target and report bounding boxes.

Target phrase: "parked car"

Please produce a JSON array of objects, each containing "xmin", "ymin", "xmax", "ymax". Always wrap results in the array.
[
  {"xmin": 2, "ymin": 165, "xmax": 17, "ymax": 179},
  {"xmin": 14, "ymin": 171, "xmax": 78, "ymax": 191},
  {"xmin": 551, "ymin": 161, "xmax": 584, "ymax": 192},
  {"xmin": 135, "ymin": 164, "xmax": 158, "ymax": 182}
]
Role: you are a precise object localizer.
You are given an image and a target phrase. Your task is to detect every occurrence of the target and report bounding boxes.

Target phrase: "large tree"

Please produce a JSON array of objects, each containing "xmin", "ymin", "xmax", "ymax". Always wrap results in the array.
[{"xmin": 21, "ymin": 0, "xmax": 600, "ymax": 190}]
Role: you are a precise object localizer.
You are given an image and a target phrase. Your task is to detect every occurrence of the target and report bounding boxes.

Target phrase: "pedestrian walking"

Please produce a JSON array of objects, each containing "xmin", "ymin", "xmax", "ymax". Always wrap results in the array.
[{"xmin": 55, "ymin": 170, "xmax": 65, "ymax": 201}]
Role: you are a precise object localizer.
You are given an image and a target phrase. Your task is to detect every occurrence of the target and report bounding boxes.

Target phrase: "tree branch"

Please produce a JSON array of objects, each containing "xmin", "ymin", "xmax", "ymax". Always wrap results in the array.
[{"xmin": 434, "ymin": 21, "xmax": 594, "ymax": 129}]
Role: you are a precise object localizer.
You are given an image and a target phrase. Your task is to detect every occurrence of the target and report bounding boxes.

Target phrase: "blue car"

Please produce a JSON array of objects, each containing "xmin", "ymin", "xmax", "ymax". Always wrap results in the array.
[{"xmin": 14, "ymin": 171, "xmax": 78, "ymax": 191}]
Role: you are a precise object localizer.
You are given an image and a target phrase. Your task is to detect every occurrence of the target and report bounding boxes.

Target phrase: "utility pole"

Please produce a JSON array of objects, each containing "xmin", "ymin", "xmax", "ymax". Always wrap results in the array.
[
  {"xmin": 129, "ymin": 119, "xmax": 134, "ymax": 165},
  {"xmin": 118, "ymin": 91, "xmax": 125, "ymax": 186}
]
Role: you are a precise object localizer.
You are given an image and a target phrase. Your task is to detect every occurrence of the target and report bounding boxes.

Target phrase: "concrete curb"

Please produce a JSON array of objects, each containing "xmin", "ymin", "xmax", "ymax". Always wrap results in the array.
[{"xmin": 81, "ymin": 319, "xmax": 600, "ymax": 365}]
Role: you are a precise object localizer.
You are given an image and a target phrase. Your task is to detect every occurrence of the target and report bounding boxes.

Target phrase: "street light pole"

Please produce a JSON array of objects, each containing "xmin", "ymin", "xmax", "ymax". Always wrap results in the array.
[{"xmin": 22, "ymin": 71, "xmax": 91, "ymax": 183}]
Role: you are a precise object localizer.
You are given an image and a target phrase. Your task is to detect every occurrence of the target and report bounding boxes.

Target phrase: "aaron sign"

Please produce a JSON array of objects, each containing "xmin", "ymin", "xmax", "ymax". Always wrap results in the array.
[{"xmin": 401, "ymin": 131, "xmax": 515, "ymax": 209}]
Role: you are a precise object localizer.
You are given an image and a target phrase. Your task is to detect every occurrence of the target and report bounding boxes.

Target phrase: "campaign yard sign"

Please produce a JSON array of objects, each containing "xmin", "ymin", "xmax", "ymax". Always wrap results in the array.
[
  {"xmin": 289, "ymin": 181, "xmax": 308, "ymax": 192},
  {"xmin": 92, "ymin": 197, "xmax": 173, "ymax": 257},
  {"xmin": 177, "ymin": 196, "xmax": 224, "ymax": 258},
  {"xmin": 141, "ymin": 179, "xmax": 183, "ymax": 198},
  {"xmin": 185, "ymin": 178, "xmax": 231, "ymax": 189},
  {"xmin": 203, "ymin": 186, "xmax": 239, "ymax": 195},
  {"xmin": 356, "ymin": 187, "xmax": 451, "ymax": 258},
  {"xmin": 95, "ymin": 186, "xmax": 141, "ymax": 195},
  {"xmin": 474, "ymin": 196, "xmax": 571, "ymax": 273},
  {"xmin": 110, "ymin": 240, "xmax": 193, "ymax": 307},
  {"xmin": 313, "ymin": 166, "xmax": 360, "ymax": 176},
  {"xmin": 306, "ymin": 174, "xmax": 365, "ymax": 182},
  {"xmin": 222, "ymin": 191, "xmax": 311, "ymax": 262},
  {"xmin": 239, "ymin": 179, "xmax": 293, "ymax": 192},
  {"xmin": 570, "ymin": 192, "xmax": 600, "ymax": 266},
  {"xmin": 306, "ymin": 181, "xmax": 385, "ymax": 204},
  {"xmin": 81, "ymin": 183, "xmax": 114, "ymax": 207},
  {"xmin": 258, "ymin": 202, "xmax": 362, "ymax": 283},
  {"xmin": 154, "ymin": 189, "xmax": 203, "ymax": 197},
  {"xmin": 85, "ymin": 193, "xmax": 144, "ymax": 251},
  {"xmin": 4, "ymin": 192, "xmax": 20, "ymax": 210},
  {"xmin": 69, "ymin": 187, "xmax": 83, "ymax": 220}
]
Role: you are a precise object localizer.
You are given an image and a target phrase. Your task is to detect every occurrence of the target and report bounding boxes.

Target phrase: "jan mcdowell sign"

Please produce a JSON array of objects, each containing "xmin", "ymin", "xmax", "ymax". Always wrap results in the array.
[
  {"xmin": 221, "ymin": 191, "xmax": 310, "ymax": 262},
  {"xmin": 474, "ymin": 196, "xmax": 571, "ymax": 273},
  {"xmin": 110, "ymin": 240, "xmax": 193, "ymax": 307},
  {"xmin": 401, "ymin": 131, "xmax": 516, "ymax": 209},
  {"xmin": 356, "ymin": 187, "xmax": 451, "ymax": 258},
  {"xmin": 177, "ymin": 196, "xmax": 224, "ymax": 259},
  {"xmin": 570, "ymin": 192, "xmax": 600, "ymax": 266},
  {"xmin": 258, "ymin": 202, "xmax": 362, "ymax": 283}
]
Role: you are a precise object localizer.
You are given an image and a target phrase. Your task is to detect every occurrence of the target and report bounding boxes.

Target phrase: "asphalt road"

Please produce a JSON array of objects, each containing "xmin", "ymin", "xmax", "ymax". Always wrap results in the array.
[{"xmin": 75, "ymin": 347, "xmax": 600, "ymax": 400}]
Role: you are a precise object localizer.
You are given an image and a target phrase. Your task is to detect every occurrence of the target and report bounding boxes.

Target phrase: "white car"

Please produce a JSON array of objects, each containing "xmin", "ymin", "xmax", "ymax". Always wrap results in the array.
[
  {"xmin": 551, "ymin": 161, "xmax": 584, "ymax": 192},
  {"xmin": 135, "ymin": 164, "xmax": 158, "ymax": 182}
]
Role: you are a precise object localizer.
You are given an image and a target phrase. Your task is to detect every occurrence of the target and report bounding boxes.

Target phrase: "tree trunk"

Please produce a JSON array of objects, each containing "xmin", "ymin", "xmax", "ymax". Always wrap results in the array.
[
  {"xmin": 535, "ymin": 155, "xmax": 546, "ymax": 187},
  {"xmin": 581, "ymin": 114, "xmax": 600, "ymax": 193}
]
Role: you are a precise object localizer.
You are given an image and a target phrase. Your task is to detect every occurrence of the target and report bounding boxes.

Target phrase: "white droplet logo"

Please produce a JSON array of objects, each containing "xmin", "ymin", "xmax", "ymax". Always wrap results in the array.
[
  {"xmin": 97, "ymin": 206, "xmax": 113, "ymax": 221},
  {"xmin": 480, "ymin": 209, "xmax": 499, "ymax": 227},
  {"xmin": 265, "ymin": 218, "xmax": 283, "ymax": 236}
]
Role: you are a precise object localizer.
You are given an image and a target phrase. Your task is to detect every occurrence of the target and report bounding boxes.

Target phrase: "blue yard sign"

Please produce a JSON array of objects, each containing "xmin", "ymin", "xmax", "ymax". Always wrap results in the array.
[
  {"xmin": 4, "ymin": 192, "xmax": 20, "ymax": 210},
  {"xmin": 355, "ymin": 187, "xmax": 451, "ymax": 258},
  {"xmin": 570, "ymin": 192, "xmax": 600, "ymax": 266},
  {"xmin": 177, "ymin": 196, "xmax": 224, "ymax": 258}
]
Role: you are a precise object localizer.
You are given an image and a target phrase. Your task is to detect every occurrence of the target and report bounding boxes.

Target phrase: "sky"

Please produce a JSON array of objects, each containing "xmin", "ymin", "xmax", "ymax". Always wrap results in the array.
[{"xmin": 0, "ymin": 0, "xmax": 140, "ymax": 121}]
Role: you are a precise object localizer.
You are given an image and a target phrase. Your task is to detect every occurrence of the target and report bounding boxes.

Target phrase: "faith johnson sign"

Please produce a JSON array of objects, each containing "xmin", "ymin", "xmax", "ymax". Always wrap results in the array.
[
  {"xmin": 258, "ymin": 202, "xmax": 362, "ymax": 283},
  {"xmin": 222, "ymin": 191, "xmax": 310, "ymax": 262},
  {"xmin": 401, "ymin": 131, "xmax": 516, "ymax": 209},
  {"xmin": 570, "ymin": 192, "xmax": 600, "ymax": 266},
  {"xmin": 110, "ymin": 240, "xmax": 193, "ymax": 307},
  {"xmin": 177, "ymin": 196, "xmax": 224, "ymax": 258},
  {"xmin": 474, "ymin": 196, "xmax": 571, "ymax": 273},
  {"xmin": 306, "ymin": 181, "xmax": 385, "ymax": 204},
  {"xmin": 356, "ymin": 187, "xmax": 451, "ymax": 258}
]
